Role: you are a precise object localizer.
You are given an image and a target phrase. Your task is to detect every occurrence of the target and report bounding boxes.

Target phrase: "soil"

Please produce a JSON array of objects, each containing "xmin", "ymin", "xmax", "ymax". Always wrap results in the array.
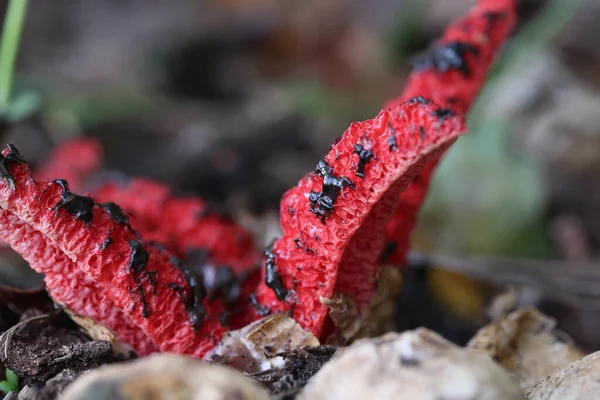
[
  {"xmin": 251, "ymin": 346, "xmax": 337, "ymax": 398},
  {"xmin": 0, "ymin": 309, "xmax": 133, "ymax": 387},
  {"xmin": 16, "ymin": 370, "xmax": 79, "ymax": 400}
]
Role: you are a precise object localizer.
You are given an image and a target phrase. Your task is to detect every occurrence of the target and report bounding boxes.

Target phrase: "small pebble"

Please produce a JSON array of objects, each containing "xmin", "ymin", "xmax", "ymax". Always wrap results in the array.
[{"xmin": 59, "ymin": 354, "xmax": 270, "ymax": 400}]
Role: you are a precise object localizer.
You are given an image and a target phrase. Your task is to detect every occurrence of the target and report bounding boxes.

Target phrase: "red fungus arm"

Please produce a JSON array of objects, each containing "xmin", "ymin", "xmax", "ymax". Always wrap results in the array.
[
  {"xmin": 0, "ymin": 210, "xmax": 158, "ymax": 355},
  {"xmin": 0, "ymin": 147, "xmax": 226, "ymax": 358},
  {"xmin": 34, "ymin": 137, "xmax": 103, "ymax": 193},
  {"xmin": 91, "ymin": 177, "xmax": 172, "ymax": 246},
  {"xmin": 254, "ymin": 99, "xmax": 466, "ymax": 336},
  {"xmin": 160, "ymin": 197, "xmax": 259, "ymax": 274},
  {"xmin": 383, "ymin": 0, "xmax": 516, "ymax": 265},
  {"xmin": 92, "ymin": 177, "xmax": 262, "ymax": 330}
]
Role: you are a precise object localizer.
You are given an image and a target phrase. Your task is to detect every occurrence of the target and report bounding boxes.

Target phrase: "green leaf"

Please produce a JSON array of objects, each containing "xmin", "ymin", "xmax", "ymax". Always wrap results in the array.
[
  {"xmin": 5, "ymin": 368, "xmax": 18, "ymax": 387},
  {"xmin": 0, "ymin": 381, "xmax": 12, "ymax": 394},
  {"xmin": 0, "ymin": 368, "xmax": 19, "ymax": 393}
]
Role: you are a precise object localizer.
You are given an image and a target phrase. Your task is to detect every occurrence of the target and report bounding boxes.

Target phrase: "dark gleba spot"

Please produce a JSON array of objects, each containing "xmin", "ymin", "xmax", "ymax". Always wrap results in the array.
[
  {"xmin": 53, "ymin": 180, "xmax": 95, "ymax": 225},
  {"xmin": 129, "ymin": 240, "xmax": 150, "ymax": 274},
  {"xmin": 407, "ymin": 96, "xmax": 431, "ymax": 105},
  {"xmin": 101, "ymin": 236, "xmax": 113, "ymax": 250},
  {"xmin": 379, "ymin": 240, "xmax": 398, "ymax": 263},
  {"xmin": 411, "ymin": 41, "xmax": 479, "ymax": 76},
  {"xmin": 249, "ymin": 293, "xmax": 271, "ymax": 316},
  {"xmin": 128, "ymin": 240, "xmax": 158, "ymax": 318},
  {"xmin": 0, "ymin": 144, "xmax": 24, "ymax": 190},
  {"xmin": 432, "ymin": 107, "xmax": 455, "ymax": 129},
  {"xmin": 264, "ymin": 243, "xmax": 288, "ymax": 301},
  {"xmin": 353, "ymin": 143, "xmax": 374, "ymax": 178},
  {"xmin": 171, "ymin": 257, "xmax": 208, "ymax": 331},
  {"xmin": 186, "ymin": 247, "xmax": 250, "ymax": 306},
  {"xmin": 308, "ymin": 159, "xmax": 354, "ymax": 223},
  {"xmin": 294, "ymin": 237, "xmax": 316, "ymax": 256},
  {"xmin": 387, "ymin": 122, "xmax": 398, "ymax": 151},
  {"xmin": 101, "ymin": 202, "xmax": 130, "ymax": 225}
]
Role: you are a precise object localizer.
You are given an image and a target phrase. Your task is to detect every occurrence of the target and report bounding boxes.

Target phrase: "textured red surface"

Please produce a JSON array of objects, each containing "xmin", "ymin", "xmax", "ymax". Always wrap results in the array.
[
  {"xmin": 92, "ymin": 178, "xmax": 172, "ymax": 246},
  {"xmin": 383, "ymin": 0, "xmax": 517, "ymax": 265},
  {"xmin": 34, "ymin": 137, "xmax": 103, "ymax": 193},
  {"xmin": 161, "ymin": 197, "xmax": 259, "ymax": 273},
  {"xmin": 0, "ymin": 152, "xmax": 227, "ymax": 358},
  {"xmin": 93, "ymin": 180, "xmax": 259, "ymax": 272},
  {"xmin": 254, "ymin": 100, "xmax": 466, "ymax": 336},
  {"xmin": 83, "ymin": 174, "xmax": 261, "ymax": 332},
  {"xmin": 0, "ymin": 210, "xmax": 158, "ymax": 355}
]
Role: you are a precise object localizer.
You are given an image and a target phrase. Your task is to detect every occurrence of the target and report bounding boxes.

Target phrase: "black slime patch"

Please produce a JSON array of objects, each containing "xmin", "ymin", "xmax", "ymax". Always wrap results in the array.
[
  {"xmin": 387, "ymin": 122, "xmax": 398, "ymax": 151},
  {"xmin": 101, "ymin": 202, "xmax": 130, "ymax": 225},
  {"xmin": 308, "ymin": 159, "xmax": 355, "ymax": 223},
  {"xmin": 294, "ymin": 236, "xmax": 316, "ymax": 256},
  {"xmin": 419, "ymin": 126, "xmax": 426, "ymax": 140},
  {"xmin": 53, "ymin": 180, "xmax": 95, "ymax": 225},
  {"xmin": 379, "ymin": 240, "xmax": 398, "ymax": 263},
  {"xmin": 407, "ymin": 96, "xmax": 431, "ymax": 105},
  {"xmin": 353, "ymin": 143, "xmax": 374, "ymax": 178},
  {"xmin": 170, "ymin": 257, "xmax": 208, "ymax": 331},
  {"xmin": 433, "ymin": 107, "xmax": 455, "ymax": 129},
  {"xmin": 0, "ymin": 144, "xmax": 24, "ymax": 190},
  {"xmin": 265, "ymin": 244, "xmax": 288, "ymax": 301},
  {"xmin": 127, "ymin": 240, "xmax": 158, "ymax": 318},
  {"xmin": 185, "ymin": 248, "xmax": 250, "ymax": 306},
  {"xmin": 249, "ymin": 293, "xmax": 271, "ymax": 316},
  {"xmin": 411, "ymin": 41, "xmax": 479, "ymax": 77},
  {"xmin": 101, "ymin": 236, "xmax": 113, "ymax": 251}
]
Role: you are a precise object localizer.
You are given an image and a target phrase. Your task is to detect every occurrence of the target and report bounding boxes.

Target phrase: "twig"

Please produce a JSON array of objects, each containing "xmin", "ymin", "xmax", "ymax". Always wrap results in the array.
[{"xmin": 0, "ymin": 314, "xmax": 49, "ymax": 360}]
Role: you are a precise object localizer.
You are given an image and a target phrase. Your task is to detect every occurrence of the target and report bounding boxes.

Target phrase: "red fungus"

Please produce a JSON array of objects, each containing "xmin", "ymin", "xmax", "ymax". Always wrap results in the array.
[
  {"xmin": 383, "ymin": 0, "xmax": 516, "ymax": 265},
  {"xmin": 0, "ymin": 0, "xmax": 516, "ymax": 355},
  {"xmin": 253, "ymin": 99, "xmax": 466, "ymax": 336},
  {"xmin": 92, "ymin": 179, "xmax": 261, "ymax": 328},
  {"xmin": 0, "ymin": 209, "xmax": 158, "ymax": 355},
  {"xmin": 160, "ymin": 197, "xmax": 259, "ymax": 273},
  {"xmin": 159, "ymin": 197, "xmax": 261, "ymax": 329},
  {"xmin": 0, "ymin": 146, "xmax": 227, "ymax": 358},
  {"xmin": 91, "ymin": 177, "xmax": 173, "ymax": 248},
  {"xmin": 34, "ymin": 137, "xmax": 103, "ymax": 193}
]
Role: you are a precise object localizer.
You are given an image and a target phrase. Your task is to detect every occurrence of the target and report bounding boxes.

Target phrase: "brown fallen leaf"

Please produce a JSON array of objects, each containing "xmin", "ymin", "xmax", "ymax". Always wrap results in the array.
[
  {"xmin": 322, "ymin": 265, "xmax": 402, "ymax": 345},
  {"xmin": 57, "ymin": 300, "xmax": 136, "ymax": 357},
  {"xmin": 467, "ymin": 307, "xmax": 584, "ymax": 393},
  {"xmin": 205, "ymin": 313, "xmax": 319, "ymax": 373}
]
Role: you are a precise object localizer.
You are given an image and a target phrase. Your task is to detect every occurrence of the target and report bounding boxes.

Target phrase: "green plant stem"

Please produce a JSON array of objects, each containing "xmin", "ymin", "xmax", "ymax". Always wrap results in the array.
[{"xmin": 0, "ymin": 0, "xmax": 29, "ymax": 109}]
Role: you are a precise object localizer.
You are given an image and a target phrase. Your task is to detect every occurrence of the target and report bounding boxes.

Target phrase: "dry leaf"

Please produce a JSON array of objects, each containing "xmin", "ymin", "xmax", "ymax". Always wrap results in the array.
[
  {"xmin": 468, "ymin": 307, "xmax": 583, "ymax": 393},
  {"xmin": 322, "ymin": 265, "xmax": 402, "ymax": 345},
  {"xmin": 206, "ymin": 313, "xmax": 319, "ymax": 373},
  {"xmin": 57, "ymin": 301, "xmax": 135, "ymax": 357}
]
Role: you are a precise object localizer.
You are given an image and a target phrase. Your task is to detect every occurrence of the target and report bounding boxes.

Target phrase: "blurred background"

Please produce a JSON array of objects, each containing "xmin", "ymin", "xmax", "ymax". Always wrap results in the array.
[{"xmin": 2, "ymin": 0, "xmax": 600, "ymax": 351}]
